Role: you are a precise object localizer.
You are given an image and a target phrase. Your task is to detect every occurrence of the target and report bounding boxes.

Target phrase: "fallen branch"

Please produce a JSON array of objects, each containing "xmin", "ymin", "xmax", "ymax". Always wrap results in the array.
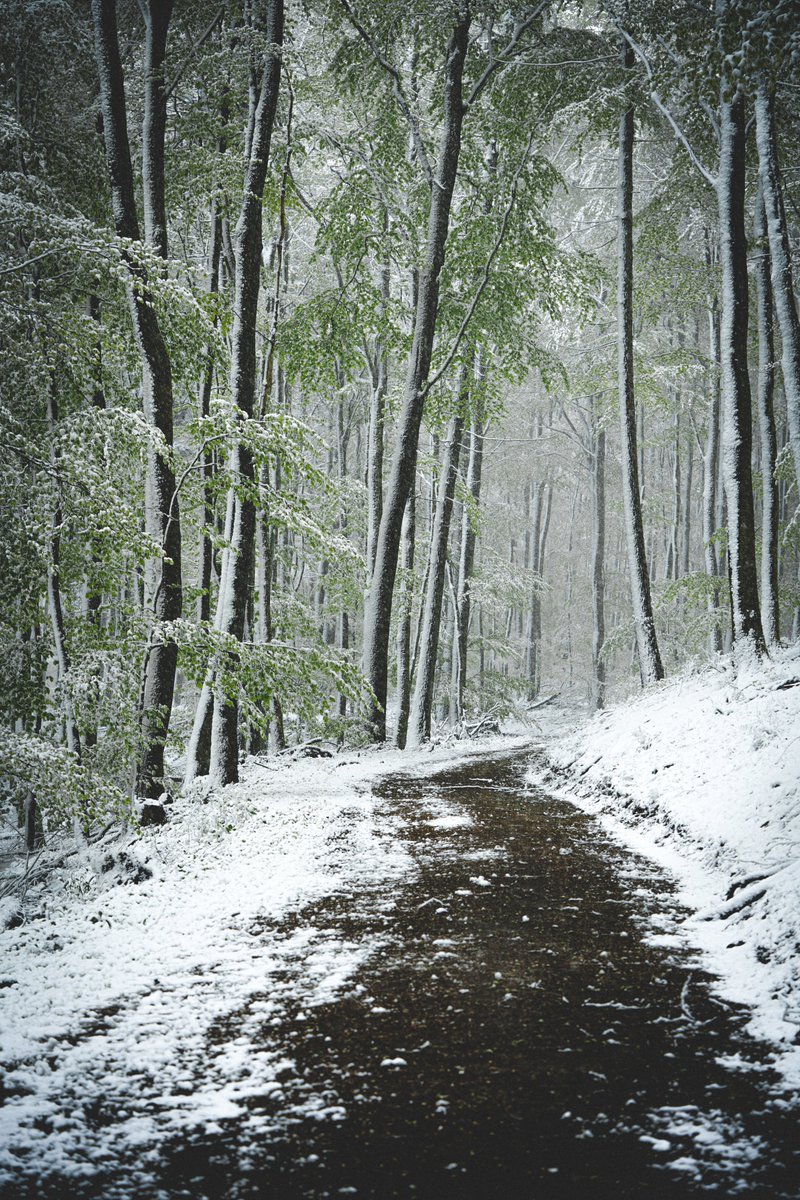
[
  {"xmin": 724, "ymin": 862, "xmax": 791, "ymax": 901},
  {"xmin": 697, "ymin": 862, "xmax": 797, "ymax": 921},
  {"xmin": 680, "ymin": 975, "xmax": 698, "ymax": 1023},
  {"xmin": 527, "ymin": 692, "xmax": 560, "ymax": 711}
]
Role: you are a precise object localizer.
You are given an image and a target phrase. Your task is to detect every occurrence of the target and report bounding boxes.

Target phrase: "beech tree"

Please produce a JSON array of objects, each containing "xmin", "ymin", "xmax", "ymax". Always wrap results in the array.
[
  {"xmin": 616, "ymin": 40, "xmax": 663, "ymax": 683},
  {"xmin": 2, "ymin": 0, "xmax": 799, "ymax": 845},
  {"xmin": 754, "ymin": 80, "xmax": 800, "ymax": 496},
  {"xmin": 92, "ymin": 0, "xmax": 184, "ymax": 798},
  {"xmin": 186, "ymin": 0, "xmax": 285, "ymax": 788},
  {"xmin": 619, "ymin": 0, "xmax": 766, "ymax": 651},
  {"xmin": 357, "ymin": 2, "xmax": 473, "ymax": 741}
]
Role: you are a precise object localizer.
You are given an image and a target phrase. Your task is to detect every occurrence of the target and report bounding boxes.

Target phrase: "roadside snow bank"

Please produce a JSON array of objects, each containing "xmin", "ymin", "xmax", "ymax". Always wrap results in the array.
[{"xmin": 528, "ymin": 646, "xmax": 800, "ymax": 1087}]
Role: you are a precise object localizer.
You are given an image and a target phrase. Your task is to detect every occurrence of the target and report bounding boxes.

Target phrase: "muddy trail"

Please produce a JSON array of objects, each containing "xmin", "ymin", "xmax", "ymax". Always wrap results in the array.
[
  {"xmin": 18, "ymin": 749, "xmax": 800, "ymax": 1198},
  {"xmin": 149, "ymin": 749, "xmax": 799, "ymax": 1199}
]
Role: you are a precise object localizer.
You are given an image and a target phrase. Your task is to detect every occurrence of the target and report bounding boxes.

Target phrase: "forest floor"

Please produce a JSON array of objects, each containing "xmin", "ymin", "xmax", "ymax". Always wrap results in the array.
[{"xmin": 0, "ymin": 652, "xmax": 799, "ymax": 1197}]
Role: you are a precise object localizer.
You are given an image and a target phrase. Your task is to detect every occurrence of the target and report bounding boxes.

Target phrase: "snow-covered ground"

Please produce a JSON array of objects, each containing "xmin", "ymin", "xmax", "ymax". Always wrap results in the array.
[
  {"xmin": 3, "ymin": 651, "xmax": 799, "ymax": 1191},
  {"xmin": 0, "ymin": 731, "xmax": 529, "ymax": 1191},
  {"xmin": 528, "ymin": 644, "xmax": 800, "ymax": 1089}
]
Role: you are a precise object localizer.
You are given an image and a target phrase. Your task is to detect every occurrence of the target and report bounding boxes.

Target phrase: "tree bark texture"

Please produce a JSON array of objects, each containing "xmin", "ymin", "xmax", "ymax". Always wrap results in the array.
[
  {"xmin": 617, "ymin": 43, "xmax": 664, "ymax": 685},
  {"xmin": 408, "ymin": 410, "xmax": 464, "ymax": 746},
  {"xmin": 46, "ymin": 385, "xmax": 82, "ymax": 765},
  {"xmin": 366, "ymin": 246, "xmax": 390, "ymax": 577},
  {"xmin": 525, "ymin": 482, "xmax": 545, "ymax": 697},
  {"xmin": 362, "ymin": 9, "xmax": 470, "ymax": 740},
  {"xmin": 394, "ymin": 495, "xmax": 416, "ymax": 749},
  {"xmin": 717, "ymin": 86, "xmax": 765, "ymax": 649},
  {"xmin": 141, "ymin": 1, "xmax": 173, "ymax": 258},
  {"xmin": 92, "ymin": 0, "xmax": 182, "ymax": 798},
  {"xmin": 206, "ymin": 0, "xmax": 284, "ymax": 786},
  {"xmin": 590, "ymin": 395, "xmax": 606, "ymax": 709},
  {"xmin": 704, "ymin": 286, "xmax": 723, "ymax": 654},
  {"xmin": 198, "ymin": 208, "xmax": 222, "ymax": 624},
  {"xmin": 754, "ymin": 182, "xmax": 780, "ymax": 646},
  {"xmin": 680, "ymin": 420, "xmax": 693, "ymax": 579},
  {"xmin": 452, "ymin": 394, "xmax": 485, "ymax": 724},
  {"xmin": 755, "ymin": 83, "xmax": 800, "ymax": 495}
]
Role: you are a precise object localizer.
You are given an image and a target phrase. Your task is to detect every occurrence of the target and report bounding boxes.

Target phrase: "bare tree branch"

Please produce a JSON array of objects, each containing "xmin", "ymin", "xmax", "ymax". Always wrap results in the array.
[
  {"xmin": 465, "ymin": 1, "xmax": 550, "ymax": 110},
  {"xmin": 337, "ymin": 0, "xmax": 434, "ymax": 186},
  {"xmin": 618, "ymin": 26, "xmax": 717, "ymax": 188},
  {"xmin": 424, "ymin": 132, "xmax": 535, "ymax": 396},
  {"xmin": 166, "ymin": 5, "xmax": 227, "ymax": 99}
]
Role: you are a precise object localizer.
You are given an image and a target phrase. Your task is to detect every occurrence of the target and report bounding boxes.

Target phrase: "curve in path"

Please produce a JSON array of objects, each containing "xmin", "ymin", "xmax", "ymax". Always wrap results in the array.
[{"xmin": 155, "ymin": 749, "xmax": 800, "ymax": 1199}]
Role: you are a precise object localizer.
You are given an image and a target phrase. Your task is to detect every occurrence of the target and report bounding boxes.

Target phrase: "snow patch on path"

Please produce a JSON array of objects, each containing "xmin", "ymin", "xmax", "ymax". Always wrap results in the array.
[
  {"xmin": 0, "ymin": 732, "xmax": 532, "ymax": 1190},
  {"xmin": 527, "ymin": 646, "xmax": 800, "ymax": 1088}
]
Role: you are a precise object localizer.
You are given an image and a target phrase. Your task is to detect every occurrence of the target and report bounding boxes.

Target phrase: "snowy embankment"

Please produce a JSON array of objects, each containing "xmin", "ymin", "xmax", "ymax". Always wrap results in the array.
[
  {"xmin": 0, "ymin": 731, "xmax": 527, "ymax": 1188},
  {"xmin": 528, "ymin": 645, "xmax": 800, "ymax": 1087}
]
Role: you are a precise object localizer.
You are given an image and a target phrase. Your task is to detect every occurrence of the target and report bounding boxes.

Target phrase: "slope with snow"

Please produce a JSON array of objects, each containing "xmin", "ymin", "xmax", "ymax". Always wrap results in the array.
[{"xmin": 528, "ymin": 645, "xmax": 800, "ymax": 1087}]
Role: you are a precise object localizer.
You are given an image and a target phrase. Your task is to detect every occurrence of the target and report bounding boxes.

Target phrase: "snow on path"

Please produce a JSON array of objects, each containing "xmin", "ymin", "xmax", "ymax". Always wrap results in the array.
[
  {"xmin": 0, "ymin": 734, "xmax": 528, "ymax": 1189},
  {"xmin": 527, "ymin": 645, "xmax": 800, "ymax": 1089}
]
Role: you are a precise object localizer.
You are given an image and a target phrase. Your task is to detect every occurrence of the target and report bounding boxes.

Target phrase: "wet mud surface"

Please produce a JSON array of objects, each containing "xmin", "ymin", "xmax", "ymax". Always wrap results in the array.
[{"xmin": 16, "ymin": 750, "xmax": 800, "ymax": 1198}]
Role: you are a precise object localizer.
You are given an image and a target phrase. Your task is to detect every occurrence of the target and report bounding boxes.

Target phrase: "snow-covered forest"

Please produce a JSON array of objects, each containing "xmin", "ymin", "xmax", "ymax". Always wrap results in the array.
[
  {"xmin": 2, "ymin": 0, "xmax": 797, "ymax": 820},
  {"xmin": 2, "ymin": 0, "xmax": 800, "ymax": 1195}
]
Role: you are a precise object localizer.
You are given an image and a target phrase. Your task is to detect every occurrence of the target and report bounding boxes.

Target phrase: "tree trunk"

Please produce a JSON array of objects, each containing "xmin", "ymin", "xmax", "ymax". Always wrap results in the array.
[
  {"xmin": 590, "ymin": 394, "xmax": 606, "ymax": 709},
  {"xmin": 408, "ymin": 409, "xmax": 464, "ymax": 746},
  {"xmin": 366, "ymin": 240, "xmax": 390, "ymax": 577},
  {"xmin": 198, "ymin": 208, "xmax": 222, "ymax": 624},
  {"xmin": 717, "ymin": 84, "xmax": 765, "ymax": 650},
  {"xmin": 91, "ymin": 0, "xmax": 182, "ymax": 799},
  {"xmin": 526, "ymin": 481, "xmax": 552, "ymax": 700},
  {"xmin": 681, "ymin": 410, "xmax": 693, "ymax": 578},
  {"xmin": 24, "ymin": 792, "xmax": 43, "ymax": 853},
  {"xmin": 362, "ymin": 11, "xmax": 470, "ymax": 740},
  {"xmin": 394, "ymin": 495, "xmax": 416, "ymax": 749},
  {"xmin": 525, "ymin": 482, "xmax": 544, "ymax": 697},
  {"xmin": 668, "ymin": 409, "xmax": 681, "ymax": 581},
  {"xmin": 337, "ymin": 394, "xmax": 351, "ymax": 716},
  {"xmin": 704, "ymin": 285, "xmax": 723, "ymax": 653},
  {"xmin": 754, "ymin": 181, "xmax": 780, "ymax": 646},
  {"xmin": 617, "ymin": 42, "xmax": 664, "ymax": 684},
  {"xmin": 141, "ymin": 1, "xmax": 172, "ymax": 255},
  {"xmin": 452, "ymin": 392, "xmax": 485, "ymax": 725},
  {"xmin": 185, "ymin": 484, "xmax": 236, "ymax": 782},
  {"xmin": 755, "ymin": 82, "xmax": 800, "ymax": 494},
  {"xmin": 205, "ymin": 0, "xmax": 284, "ymax": 786},
  {"xmin": 46, "ymin": 384, "xmax": 82, "ymax": 765},
  {"xmin": 84, "ymin": 292, "xmax": 106, "ymax": 749}
]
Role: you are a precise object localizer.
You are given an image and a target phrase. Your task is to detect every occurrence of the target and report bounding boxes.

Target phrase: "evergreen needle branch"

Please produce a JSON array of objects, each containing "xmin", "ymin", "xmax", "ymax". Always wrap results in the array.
[{"xmin": 424, "ymin": 131, "xmax": 534, "ymax": 397}]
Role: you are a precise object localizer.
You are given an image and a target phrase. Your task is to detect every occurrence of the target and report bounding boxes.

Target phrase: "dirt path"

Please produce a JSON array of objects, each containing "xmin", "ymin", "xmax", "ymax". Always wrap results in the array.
[
  {"xmin": 148, "ymin": 748, "xmax": 798, "ymax": 1199},
  {"xmin": 12, "ymin": 749, "xmax": 800, "ymax": 1198}
]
